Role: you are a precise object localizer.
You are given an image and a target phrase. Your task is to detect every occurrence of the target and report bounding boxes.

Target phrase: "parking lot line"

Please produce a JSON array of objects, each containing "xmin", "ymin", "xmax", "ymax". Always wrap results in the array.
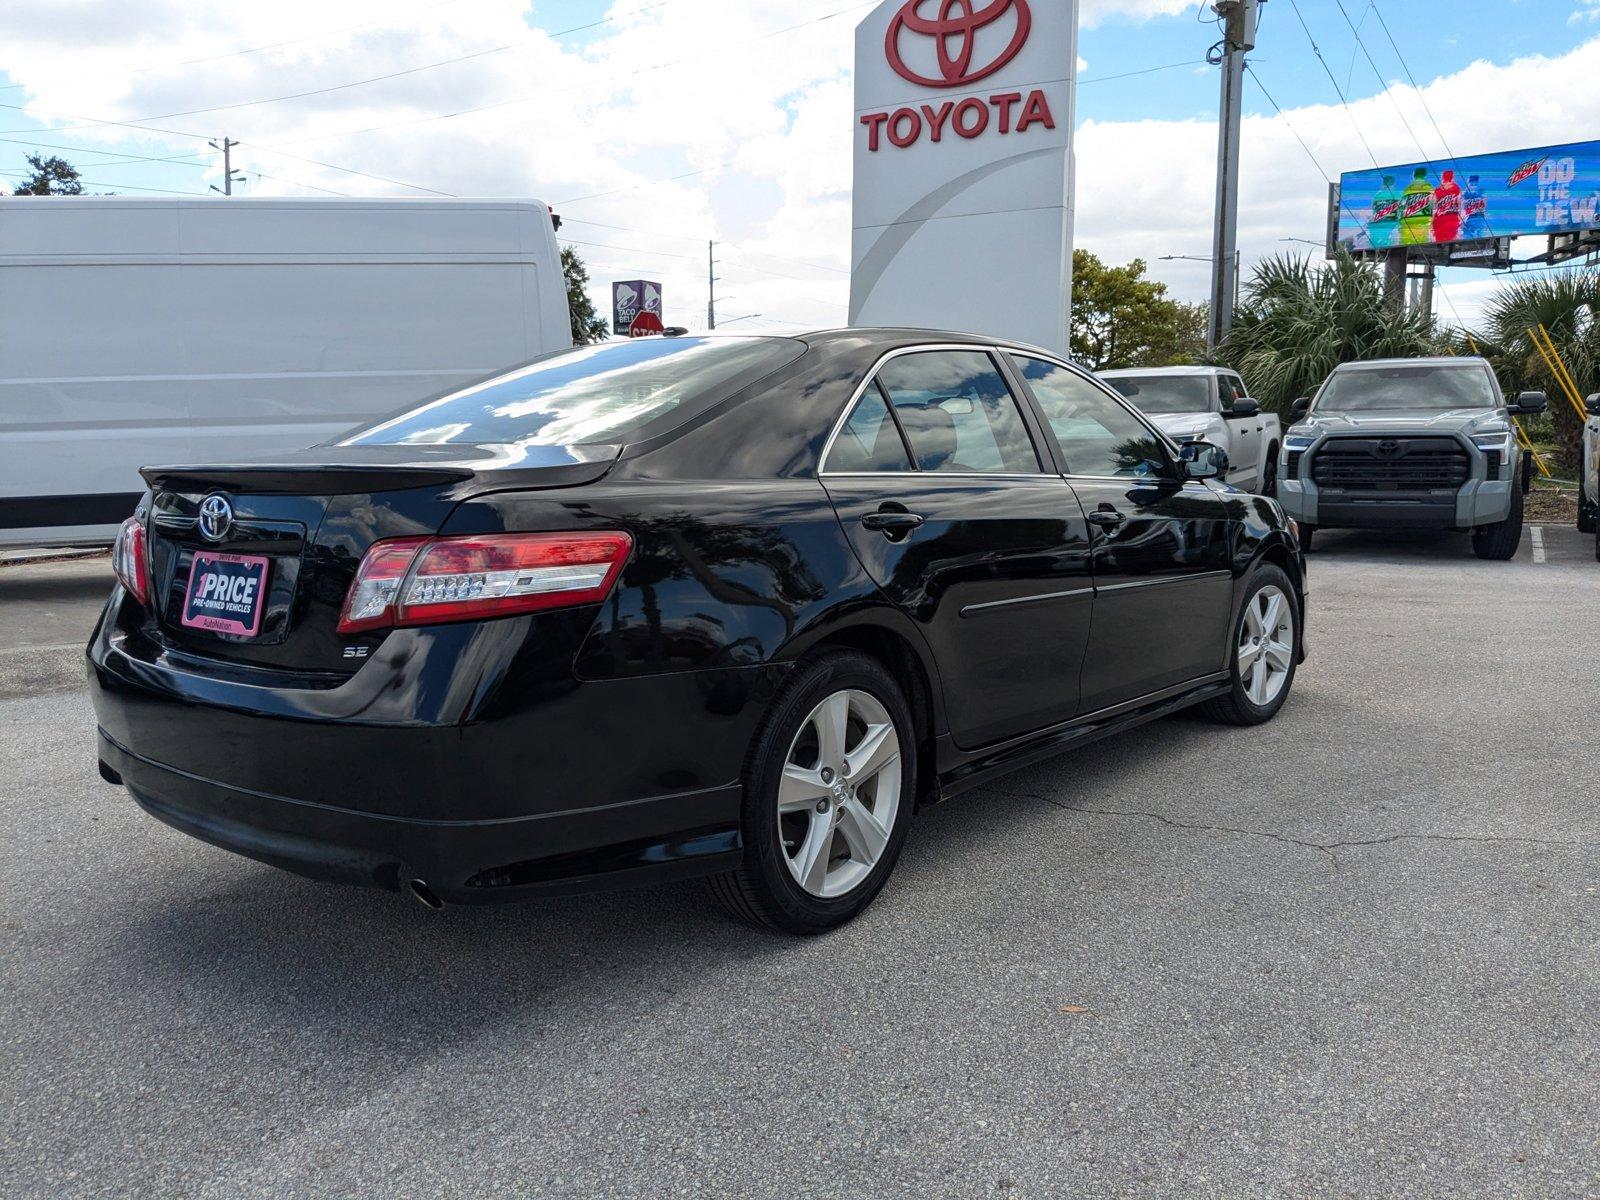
[{"xmin": 1530, "ymin": 525, "xmax": 1546, "ymax": 563}]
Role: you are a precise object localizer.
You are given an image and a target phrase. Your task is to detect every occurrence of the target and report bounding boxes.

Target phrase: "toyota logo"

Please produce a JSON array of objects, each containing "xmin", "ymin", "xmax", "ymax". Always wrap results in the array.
[
  {"xmin": 198, "ymin": 494, "xmax": 234, "ymax": 542},
  {"xmin": 885, "ymin": 0, "xmax": 1032, "ymax": 89},
  {"xmin": 1376, "ymin": 439, "xmax": 1402, "ymax": 458}
]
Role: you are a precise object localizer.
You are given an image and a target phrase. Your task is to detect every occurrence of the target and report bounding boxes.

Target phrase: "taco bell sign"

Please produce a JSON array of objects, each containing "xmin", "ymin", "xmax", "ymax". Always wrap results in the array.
[
  {"xmin": 612, "ymin": 280, "xmax": 661, "ymax": 334},
  {"xmin": 849, "ymin": 0, "xmax": 1079, "ymax": 354}
]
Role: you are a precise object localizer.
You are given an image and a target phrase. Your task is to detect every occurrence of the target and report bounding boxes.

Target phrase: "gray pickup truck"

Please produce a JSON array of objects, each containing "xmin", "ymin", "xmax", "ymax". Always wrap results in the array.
[{"xmin": 1275, "ymin": 357, "xmax": 1547, "ymax": 560}]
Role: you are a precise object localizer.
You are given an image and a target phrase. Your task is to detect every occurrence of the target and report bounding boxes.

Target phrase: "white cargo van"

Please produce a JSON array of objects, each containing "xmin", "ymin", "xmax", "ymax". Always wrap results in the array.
[{"xmin": 0, "ymin": 197, "xmax": 572, "ymax": 548}]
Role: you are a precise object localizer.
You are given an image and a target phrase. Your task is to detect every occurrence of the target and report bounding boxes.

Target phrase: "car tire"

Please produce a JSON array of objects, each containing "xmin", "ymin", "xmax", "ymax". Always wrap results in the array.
[
  {"xmin": 708, "ymin": 650, "xmax": 916, "ymax": 935},
  {"xmin": 1261, "ymin": 448, "xmax": 1279, "ymax": 499},
  {"xmin": 1472, "ymin": 473, "xmax": 1524, "ymax": 561},
  {"xmin": 1199, "ymin": 563, "xmax": 1300, "ymax": 727},
  {"xmin": 1579, "ymin": 468, "xmax": 1596, "ymax": 534},
  {"xmin": 1297, "ymin": 523, "xmax": 1316, "ymax": 553}
]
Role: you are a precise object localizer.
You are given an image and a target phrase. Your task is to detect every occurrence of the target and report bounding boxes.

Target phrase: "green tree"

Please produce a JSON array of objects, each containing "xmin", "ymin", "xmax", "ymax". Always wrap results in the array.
[
  {"xmin": 10, "ymin": 153, "xmax": 85, "ymax": 196},
  {"xmin": 1069, "ymin": 250, "xmax": 1205, "ymax": 370},
  {"xmin": 561, "ymin": 246, "xmax": 610, "ymax": 344},
  {"xmin": 1482, "ymin": 268, "xmax": 1598, "ymax": 473},
  {"xmin": 1215, "ymin": 253, "xmax": 1441, "ymax": 414}
]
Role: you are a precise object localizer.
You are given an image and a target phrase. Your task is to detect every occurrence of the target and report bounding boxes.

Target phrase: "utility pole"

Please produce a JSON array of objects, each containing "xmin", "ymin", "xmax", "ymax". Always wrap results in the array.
[
  {"xmin": 208, "ymin": 137, "xmax": 244, "ymax": 196},
  {"xmin": 1207, "ymin": 0, "xmax": 1261, "ymax": 350},
  {"xmin": 707, "ymin": 240, "xmax": 717, "ymax": 330}
]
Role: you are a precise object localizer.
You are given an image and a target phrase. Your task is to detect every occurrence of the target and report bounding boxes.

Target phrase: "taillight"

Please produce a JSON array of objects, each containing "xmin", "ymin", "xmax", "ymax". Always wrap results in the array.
[
  {"xmin": 336, "ymin": 532, "xmax": 632, "ymax": 634},
  {"xmin": 112, "ymin": 516, "xmax": 149, "ymax": 604}
]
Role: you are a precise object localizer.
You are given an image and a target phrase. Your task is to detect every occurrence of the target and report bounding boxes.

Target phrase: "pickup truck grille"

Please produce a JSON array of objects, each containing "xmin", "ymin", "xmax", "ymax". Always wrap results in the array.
[{"xmin": 1309, "ymin": 437, "xmax": 1471, "ymax": 490}]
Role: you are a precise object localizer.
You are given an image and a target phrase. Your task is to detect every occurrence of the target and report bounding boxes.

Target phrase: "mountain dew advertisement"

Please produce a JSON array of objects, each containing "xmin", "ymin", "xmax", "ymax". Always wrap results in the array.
[{"xmin": 1333, "ymin": 139, "xmax": 1600, "ymax": 252}]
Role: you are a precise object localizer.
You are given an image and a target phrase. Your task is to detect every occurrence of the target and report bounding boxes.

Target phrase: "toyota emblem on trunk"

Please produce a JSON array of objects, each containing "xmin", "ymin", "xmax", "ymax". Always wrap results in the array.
[{"xmin": 198, "ymin": 494, "xmax": 234, "ymax": 542}]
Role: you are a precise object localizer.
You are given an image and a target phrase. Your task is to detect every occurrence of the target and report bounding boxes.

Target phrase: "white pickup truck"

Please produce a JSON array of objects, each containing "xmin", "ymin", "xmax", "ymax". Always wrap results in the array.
[
  {"xmin": 1580, "ymin": 392, "xmax": 1599, "ymax": 562},
  {"xmin": 1099, "ymin": 366, "xmax": 1283, "ymax": 495}
]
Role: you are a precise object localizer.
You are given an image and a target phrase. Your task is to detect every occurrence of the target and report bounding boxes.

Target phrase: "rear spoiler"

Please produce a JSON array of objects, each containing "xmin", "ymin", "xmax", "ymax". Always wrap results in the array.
[{"xmin": 140, "ymin": 463, "xmax": 475, "ymax": 495}]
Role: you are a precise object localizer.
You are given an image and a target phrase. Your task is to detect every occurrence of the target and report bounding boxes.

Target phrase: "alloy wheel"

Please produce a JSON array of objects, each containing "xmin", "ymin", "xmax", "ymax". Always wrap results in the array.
[
  {"xmin": 1238, "ymin": 584, "xmax": 1294, "ymax": 707},
  {"xmin": 777, "ymin": 688, "xmax": 902, "ymax": 899}
]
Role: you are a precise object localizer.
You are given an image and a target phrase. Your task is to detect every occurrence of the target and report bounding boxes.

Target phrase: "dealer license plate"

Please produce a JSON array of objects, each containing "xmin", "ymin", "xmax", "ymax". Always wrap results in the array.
[{"xmin": 180, "ymin": 551, "xmax": 270, "ymax": 638}]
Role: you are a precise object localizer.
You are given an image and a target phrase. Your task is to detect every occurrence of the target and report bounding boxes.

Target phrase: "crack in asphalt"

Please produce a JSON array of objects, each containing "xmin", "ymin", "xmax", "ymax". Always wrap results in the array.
[{"xmin": 993, "ymin": 787, "xmax": 1597, "ymax": 873}]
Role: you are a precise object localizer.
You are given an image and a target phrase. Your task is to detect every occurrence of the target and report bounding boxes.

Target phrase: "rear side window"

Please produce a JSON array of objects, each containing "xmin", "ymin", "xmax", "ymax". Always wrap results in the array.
[
  {"xmin": 874, "ymin": 351, "xmax": 1040, "ymax": 473},
  {"xmin": 342, "ymin": 336, "xmax": 804, "ymax": 448},
  {"xmin": 826, "ymin": 386, "xmax": 913, "ymax": 472}
]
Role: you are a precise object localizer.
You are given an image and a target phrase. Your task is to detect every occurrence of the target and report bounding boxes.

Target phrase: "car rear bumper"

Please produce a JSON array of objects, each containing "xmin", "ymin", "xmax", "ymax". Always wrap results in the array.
[
  {"xmin": 98, "ymin": 728, "xmax": 742, "ymax": 902},
  {"xmin": 88, "ymin": 608, "xmax": 774, "ymax": 903}
]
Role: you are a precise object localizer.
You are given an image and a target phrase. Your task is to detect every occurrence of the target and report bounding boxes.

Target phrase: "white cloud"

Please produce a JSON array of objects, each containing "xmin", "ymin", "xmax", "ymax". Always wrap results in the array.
[{"xmin": 1, "ymin": 2, "xmax": 1596, "ymax": 334}]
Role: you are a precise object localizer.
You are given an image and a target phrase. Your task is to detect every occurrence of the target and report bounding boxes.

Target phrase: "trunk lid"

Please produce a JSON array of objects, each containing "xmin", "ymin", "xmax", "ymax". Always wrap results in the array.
[{"xmin": 140, "ymin": 442, "xmax": 618, "ymax": 675}]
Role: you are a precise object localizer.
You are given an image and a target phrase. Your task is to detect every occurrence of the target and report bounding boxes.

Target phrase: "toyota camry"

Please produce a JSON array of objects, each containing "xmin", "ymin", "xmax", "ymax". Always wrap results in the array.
[{"xmin": 90, "ymin": 330, "xmax": 1306, "ymax": 934}]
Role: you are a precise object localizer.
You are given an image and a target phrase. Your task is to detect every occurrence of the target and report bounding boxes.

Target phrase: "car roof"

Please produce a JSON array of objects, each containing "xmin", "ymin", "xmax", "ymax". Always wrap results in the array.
[
  {"xmin": 1098, "ymin": 365, "xmax": 1227, "ymax": 378},
  {"xmin": 1331, "ymin": 356, "xmax": 1490, "ymax": 372}
]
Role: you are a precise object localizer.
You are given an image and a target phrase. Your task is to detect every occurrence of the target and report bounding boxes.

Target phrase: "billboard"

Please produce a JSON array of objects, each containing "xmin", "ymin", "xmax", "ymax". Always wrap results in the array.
[
  {"xmin": 611, "ymin": 280, "xmax": 661, "ymax": 333},
  {"xmin": 849, "ymin": 0, "xmax": 1079, "ymax": 355},
  {"xmin": 1333, "ymin": 139, "xmax": 1600, "ymax": 253}
]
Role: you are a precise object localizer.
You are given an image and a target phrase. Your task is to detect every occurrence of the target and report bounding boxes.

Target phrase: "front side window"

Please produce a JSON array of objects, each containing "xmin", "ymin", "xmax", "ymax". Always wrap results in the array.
[
  {"xmin": 342, "ymin": 336, "xmax": 804, "ymax": 448},
  {"xmin": 1315, "ymin": 364, "xmax": 1499, "ymax": 413},
  {"xmin": 874, "ymin": 351, "xmax": 1040, "ymax": 474},
  {"xmin": 1011, "ymin": 356, "xmax": 1169, "ymax": 479}
]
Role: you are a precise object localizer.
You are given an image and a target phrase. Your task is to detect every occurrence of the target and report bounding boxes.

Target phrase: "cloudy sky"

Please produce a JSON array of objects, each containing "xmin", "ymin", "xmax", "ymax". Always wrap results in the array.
[{"xmin": 2, "ymin": 0, "xmax": 1598, "ymax": 333}]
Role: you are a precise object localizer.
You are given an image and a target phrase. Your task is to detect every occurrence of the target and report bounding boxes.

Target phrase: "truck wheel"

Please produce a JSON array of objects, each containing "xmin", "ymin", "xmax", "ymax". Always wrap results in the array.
[
  {"xmin": 1200, "ymin": 564, "xmax": 1299, "ymax": 726},
  {"xmin": 1297, "ymin": 523, "xmax": 1315, "ymax": 553},
  {"xmin": 1579, "ymin": 468, "xmax": 1596, "ymax": 534},
  {"xmin": 1471, "ymin": 476, "xmax": 1524, "ymax": 561}
]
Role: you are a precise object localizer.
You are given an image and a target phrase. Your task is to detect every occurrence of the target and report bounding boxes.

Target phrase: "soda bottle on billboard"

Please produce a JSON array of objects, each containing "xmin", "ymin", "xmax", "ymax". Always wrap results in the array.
[
  {"xmin": 1368, "ymin": 175, "xmax": 1401, "ymax": 248},
  {"xmin": 1431, "ymin": 169, "xmax": 1462, "ymax": 243},
  {"xmin": 1460, "ymin": 174, "xmax": 1492, "ymax": 239},
  {"xmin": 1400, "ymin": 168, "xmax": 1433, "ymax": 245}
]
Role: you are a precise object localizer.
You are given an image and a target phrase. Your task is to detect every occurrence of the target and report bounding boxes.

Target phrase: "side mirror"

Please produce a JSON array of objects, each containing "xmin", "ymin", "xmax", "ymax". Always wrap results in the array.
[
  {"xmin": 1231, "ymin": 397, "xmax": 1260, "ymax": 418},
  {"xmin": 1290, "ymin": 397, "xmax": 1311, "ymax": 420},
  {"xmin": 1509, "ymin": 390, "xmax": 1547, "ymax": 416},
  {"xmin": 1179, "ymin": 440, "xmax": 1229, "ymax": 480}
]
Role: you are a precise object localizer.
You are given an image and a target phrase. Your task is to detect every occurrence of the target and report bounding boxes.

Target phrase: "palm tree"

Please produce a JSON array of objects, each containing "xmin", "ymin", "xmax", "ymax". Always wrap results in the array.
[
  {"xmin": 1215, "ymin": 253, "xmax": 1441, "ymax": 413},
  {"xmin": 1483, "ymin": 268, "xmax": 1598, "ymax": 472}
]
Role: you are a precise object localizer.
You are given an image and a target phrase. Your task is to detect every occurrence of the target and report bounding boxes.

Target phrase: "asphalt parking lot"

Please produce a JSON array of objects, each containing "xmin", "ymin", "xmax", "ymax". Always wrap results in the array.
[{"xmin": 2, "ymin": 527, "xmax": 1596, "ymax": 1198}]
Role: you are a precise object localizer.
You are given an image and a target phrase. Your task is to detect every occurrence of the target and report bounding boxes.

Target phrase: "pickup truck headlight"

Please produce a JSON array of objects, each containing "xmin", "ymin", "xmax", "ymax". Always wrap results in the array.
[
  {"xmin": 1471, "ymin": 429, "xmax": 1515, "ymax": 478},
  {"xmin": 1283, "ymin": 435, "xmax": 1316, "ymax": 451}
]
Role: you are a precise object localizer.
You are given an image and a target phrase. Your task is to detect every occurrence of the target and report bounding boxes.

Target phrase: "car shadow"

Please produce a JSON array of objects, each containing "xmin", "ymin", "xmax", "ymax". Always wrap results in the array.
[
  {"xmin": 1305, "ymin": 528, "xmax": 1479, "ymax": 563},
  {"xmin": 90, "ymin": 694, "xmax": 1307, "ymax": 1063}
]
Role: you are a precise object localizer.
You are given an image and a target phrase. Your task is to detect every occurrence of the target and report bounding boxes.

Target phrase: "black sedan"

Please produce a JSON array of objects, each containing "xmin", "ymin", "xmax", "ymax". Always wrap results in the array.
[{"xmin": 90, "ymin": 330, "xmax": 1306, "ymax": 934}]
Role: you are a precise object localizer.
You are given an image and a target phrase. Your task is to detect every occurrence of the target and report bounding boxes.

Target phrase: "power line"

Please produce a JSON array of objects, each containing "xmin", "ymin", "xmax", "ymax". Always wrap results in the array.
[
  {"xmin": 1331, "ymin": 0, "xmax": 1430, "ymax": 163},
  {"xmin": 0, "ymin": 169, "xmax": 208, "ymax": 195},
  {"xmin": 1285, "ymin": 0, "xmax": 1380, "ymax": 168},
  {"xmin": 257, "ymin": 0, "xmax": 878, "ymax": 152},
  {"xmin": 1079, "ymin": 59, "xmax": 1207, "ymax": 86},
  {"xmin": 0, "ymin": 0, "xmax": 471, "ymax": 93},
  {"xmin": 0, "ymin": 2, "xmax": 673, "ymax": 136},
  {"xmin": 1367, "ymin": 0, "xmax": 1461, "ymax": 166}
]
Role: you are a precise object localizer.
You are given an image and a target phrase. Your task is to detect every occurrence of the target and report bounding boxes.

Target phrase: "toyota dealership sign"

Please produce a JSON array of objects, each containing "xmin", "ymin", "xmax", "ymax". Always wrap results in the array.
[{"xmin": 850, "ymin": 0, "xmax": 1078, "ymax": 353}]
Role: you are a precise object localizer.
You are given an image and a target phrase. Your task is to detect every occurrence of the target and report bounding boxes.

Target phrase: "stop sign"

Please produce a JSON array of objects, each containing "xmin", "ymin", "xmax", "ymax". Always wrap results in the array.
[{"xmin": 628, "ymin": 311, "xmax": 665, "ymax": 337}]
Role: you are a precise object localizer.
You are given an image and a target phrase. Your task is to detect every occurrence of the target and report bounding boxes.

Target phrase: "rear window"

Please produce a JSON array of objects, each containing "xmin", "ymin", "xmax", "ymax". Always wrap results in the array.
[
  {"xmin": 1105, "ymin": 375, "xmax": 1214, "ymax": 414},
  {"xmin": 341, "ymin": 336, "xmax": 804, "ymax": 448}
]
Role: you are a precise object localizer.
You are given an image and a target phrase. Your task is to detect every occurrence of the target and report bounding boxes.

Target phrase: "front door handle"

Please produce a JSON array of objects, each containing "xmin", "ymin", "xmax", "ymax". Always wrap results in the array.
[
  {"xmin": 1087, "ymin": 508, "xmax": 1126, "ymax": 529},
  {"xmin": 860, "ymin": 510, "xmax": 925, "ymax": 537}
]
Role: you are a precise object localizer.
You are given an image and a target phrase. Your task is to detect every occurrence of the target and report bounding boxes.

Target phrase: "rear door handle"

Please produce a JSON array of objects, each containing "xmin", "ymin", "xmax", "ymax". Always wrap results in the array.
[
  {"xmin": 1087, "ymin": 509, "xmax": 1125, "ymax": 529},
  {"xmin": 860, "ymin": 511, "xmax": 925, "ymax": 536}
]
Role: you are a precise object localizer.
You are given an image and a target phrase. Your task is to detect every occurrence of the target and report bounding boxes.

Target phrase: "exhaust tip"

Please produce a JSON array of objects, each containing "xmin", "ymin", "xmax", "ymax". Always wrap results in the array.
[
  {"xmin": 98, "ymin": 760, "xmax": 123, "ymax": 786},
  {"xmin": 407, "ymin": 879, "xmax": 444, "ymax": 910}
]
